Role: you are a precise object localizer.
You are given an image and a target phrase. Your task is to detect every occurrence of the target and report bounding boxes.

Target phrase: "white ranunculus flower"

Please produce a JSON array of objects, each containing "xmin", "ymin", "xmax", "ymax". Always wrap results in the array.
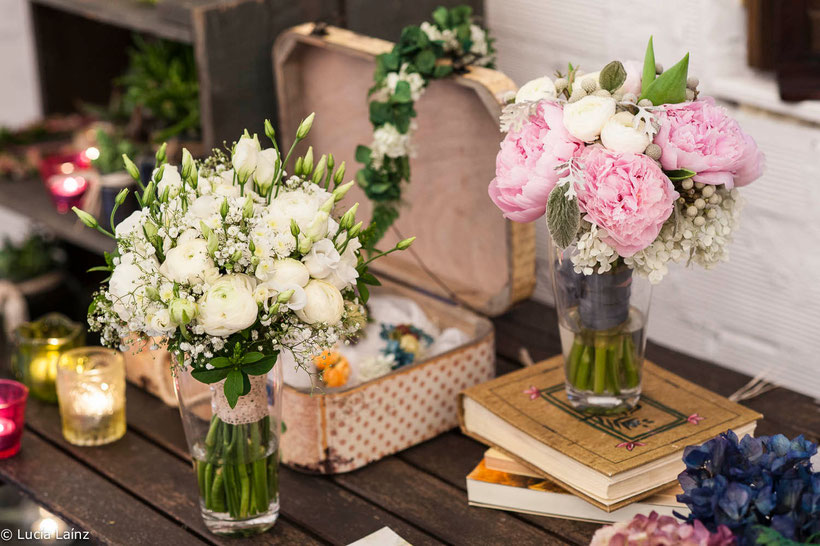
[
  {"xmin": 254, "ymin": 148, "xmax": 279, "ymax": 193},
  {"xmin": 145, "ymin": 307, "xmax": 175, "ymax": 337},
  {"xmin": 324, "ymin": 238, "xmax": 360, "ymax": 290},
  {"xmin": 562, "ymin": 95, "xmax": 616, "ymax": 142},
  {"xmin": 156, "ymin": 165, "xmax": 183, "ymax": 198},
  {"xmin": 189, "ymin": 195, "xmax": 222, "ymax": 221},
  {"xmin": 600, "ymin": 111, "xmax": 651, "ymax": 154},
  {"xmin": 262, "ymin": 258, "xmax": 309, "ymax": 287},
  {"xmin": 198, "ymin": 274, "xmax": 258, "ymax": 336},
  {"xmin": 515, "ymin": 76, "xmax": 557, "ymax": 103},
  {"xmin": 232, "ymin": 133, "xmax": 260, "ymax": 183},
  {"xmin": 159, "ymin": 238, "xmax": 215, "ymax": 285},
  {"xmin": 267, "ymin": 189, "xmax": 327, "ymax": 233},
  {"xmin": 295, "ymin": 279, "xmax": 344, "ymax": 325},
  {"xmin": 109, "ymin": 256, "xmax": 157, "ymax": 323},
  {"xmin": 571, "ymin": 71, "xmax": 600, "ymax": 95},
  {"xmin": 303, "ymin": 238, "xmax": 340, "ymax": 279}
]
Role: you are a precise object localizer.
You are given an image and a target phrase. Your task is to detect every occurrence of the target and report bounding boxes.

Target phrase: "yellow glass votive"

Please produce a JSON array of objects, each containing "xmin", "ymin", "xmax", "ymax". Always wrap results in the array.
[
  {"xmin": 12, "ymin": 314, "xmax": 84, "ymax": 403},
  {"xmin": 56, "ymin": 347, "xmax": 126, "ymax": 446}
]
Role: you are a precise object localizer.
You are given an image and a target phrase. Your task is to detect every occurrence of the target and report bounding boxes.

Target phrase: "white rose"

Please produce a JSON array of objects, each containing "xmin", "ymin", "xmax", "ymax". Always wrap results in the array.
[
  {"xmin": 303, "ymin": 238, "xmax": 340, "ymax": 279},
  {"xmin": 257, "ymin": 258, "xmax": 309, "ymax": 286},
  {"xmin": 600, "ymin": 111, "xmax": 651, "ymax": 154},
  {"xmin": 295, "ymin": 279, "xmax": 344, "ymax": 325},
  {"xmin": 515, "ymin": 76, "xmax": 556, "ymax": 103},
  {"xmin": 254, "ymin": 148, "xmax": 279, "ymax": 193},
  {"xmin": 159, "ymin": 238, "xmax": 215, "ymax": 285},
  {"xmin": 232, "ymin": 133, "xmax": 260, "ymax": 183},
  {"xmin": 562, "ymin": 95, "xmax": 616, "ymax": 142},
  {"xmin": 156, "ymin": 165, "xmax": 183, "ymax": 198},
  {"xmin": 145, "ymin": 307, "xmax": 174, "ymax": 337},
  {"xmin": 198, "ymin": 274, "xmax": 258, "ymax": 336},
  {"xmin": 109, "ymin": 257, "xmax": 157, "ymax": 323}
]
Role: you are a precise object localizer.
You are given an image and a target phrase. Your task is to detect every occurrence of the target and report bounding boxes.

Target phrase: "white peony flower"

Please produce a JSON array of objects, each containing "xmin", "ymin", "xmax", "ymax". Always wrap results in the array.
[
  {"xmin": 295, "ymin": 279, "xmax": 344, "ymax": 325},
  {"xmin": 197, "ymin": 274, "xmax": 258, "ymax": 336},
  {"xmin": 256, "ymin": 257, "xmax": 309, "ymax": 287},
  {"xmin": 254, "ymin": 148, "xmax": 279, "ymax": 193},
  {"xmin": 159, "ymin": 238, "xmax": 216, "ymax": 285},
  {"xmin": 515, "ymin": 76, "xmax": 557, "ymax": 103},
  {"xmin": 303, "ymin": 238, "xmax": 341, "ymax": 278},
  {"xmin": 156, "ymin": 165, "xmax": 183, "ymax": 198},
  {"xmin": 562, "ymin": 95, "xmax": 616, "ymax": 142},
  {"xmin": 232, "ymin": 133, "xmax": 260, "ymax": 183},
  {"xmin": 600, "ymin": 111, "xmax": 651, "ymax": 154}
]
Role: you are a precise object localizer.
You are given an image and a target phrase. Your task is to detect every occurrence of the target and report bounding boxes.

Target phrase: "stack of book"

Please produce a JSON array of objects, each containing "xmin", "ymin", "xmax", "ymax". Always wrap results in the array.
[{"xmin": 459, "ymin": 357, "xmax": 761, "ymax": 520}]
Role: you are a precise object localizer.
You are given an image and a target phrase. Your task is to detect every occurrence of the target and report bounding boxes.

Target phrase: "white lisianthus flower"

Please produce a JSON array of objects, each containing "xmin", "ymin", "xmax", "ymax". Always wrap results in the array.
[
  {"xmin": 198, "ymin": 274, "xmax": 258, "ymax": 336},
  {"xmin": 600, "ymin": 111, "xmax": 651, "ymax": 154},
  {"xmin": 159, "ymin": 238, "xmax": 215, "ymax": 285},
  {"xmin": 562, "ymin": 95, "xmax": 616, "ymax": 142},
  {"xmin": 259, "ymin": 258, "xmax": 309, "ymax": 287},
  {"xmin": 254, "ymin": 148, "xmax": 279, "ymax": 193},
  {"xmin": 114, "ymin": 210, "xmax": 145, "ymax": 239},
  {"xmin": 156, "ymin": 165, "xmax": 183, "ymax": 198},
  {"xmin": 324, "ymin": 238, "xmax": 360, "ymax": 290},
  {"xmin": 295, "ymin": 279, "xmax": 344, "ymax": 325},
  {"xmin": 304, "ymin": 210, "xmax": 329, "ymax": 242},
  {"xmin": 168, "ymin": 298, "xmax": 197, "ymax": 325},
  {"xmin": 515, "ymin": 76, "xmax": 557, "ymax": 103},
  {"xmin": 274, "ymin": 282, "xmax": 307, "ymax": 311},
  {"xmin": 303, "ymin": 238, "xmax": 340, "ymax": 278},
  {"xmin": 145, "ymin": 307, "xmax": 175, "ymax": 337},
  {"xmin": 232, "ymin": 133, "xmax": 261, "ymax": 183}
]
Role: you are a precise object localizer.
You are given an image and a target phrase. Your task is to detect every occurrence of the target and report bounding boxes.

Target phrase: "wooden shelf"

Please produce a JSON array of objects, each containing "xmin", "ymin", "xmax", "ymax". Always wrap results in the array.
[
  {"xmin": 29, "ymin": 0, "xmax": 194, "ymax": 43},
  {"xmin": 0, "ymin": 178, "xmax": 114, "ymax": 255}
]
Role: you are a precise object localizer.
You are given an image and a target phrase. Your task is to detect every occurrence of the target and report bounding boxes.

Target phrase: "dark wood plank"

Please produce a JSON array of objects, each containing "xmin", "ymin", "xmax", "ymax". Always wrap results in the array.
[
  {"xmin": 123, "ymin": 384, "xmax": 442, "ymax": 545},
  {"xmin": 1, "ymin": 433, "xmax": 207, "ymax": 544},
  {"xmin": 332, "ymin": 457, "xmax": 564, "ymax": 545},
  {"xmin": 397, "ymin": 431, "xmax": 599, "ymax": 545},
  {"xmin": 23, "ymin": 395, "xmax": 320, "ymax": 545},
  {"xmin": 344, "ymin": 0, "xmax": 483, "ymax": 42}
]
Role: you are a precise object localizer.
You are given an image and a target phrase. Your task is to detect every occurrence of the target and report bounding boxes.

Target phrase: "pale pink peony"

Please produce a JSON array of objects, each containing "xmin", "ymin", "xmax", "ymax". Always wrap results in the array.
[
  {"xmin": 590, "ymin": 512, "xmax": 736, "ymax": 546},
  {"xmin": 654, "ymin": 97, "xmax": 764, "ymax": 188},
  {"xmin": 577, "ymin": 146, "xmax": 677, "ymax": 257},
  {"xmin": 489, "ymin": 101, "xmax": 584, "ymax": 222}
]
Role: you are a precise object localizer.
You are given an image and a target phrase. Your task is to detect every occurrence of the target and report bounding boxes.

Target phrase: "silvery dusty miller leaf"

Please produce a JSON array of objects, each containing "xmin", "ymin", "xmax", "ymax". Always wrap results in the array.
[{"xmin": 547, "ymin": 185, "xmax": 580, "ymax": 249}]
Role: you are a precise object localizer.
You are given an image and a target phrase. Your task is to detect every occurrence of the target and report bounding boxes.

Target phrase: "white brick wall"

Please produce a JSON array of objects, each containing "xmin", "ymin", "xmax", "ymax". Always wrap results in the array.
[{"xmin": 487, "ymin": 0, "xmax": 820, "ymax": 398}]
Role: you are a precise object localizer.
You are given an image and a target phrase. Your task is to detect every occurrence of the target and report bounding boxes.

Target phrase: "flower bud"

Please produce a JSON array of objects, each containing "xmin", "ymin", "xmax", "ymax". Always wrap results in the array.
[
  {"xmin": 145, "ymin": 286, "xmax": 160, "ymax": 301},
  {"xmin": 326, "ymin": 153, "xmax": 334, "ymax": 173},
  {"xmin": 333, "ymin": 162, "xmax": 346, "ymax": 188},
  {"xmin": 348, "ymin": 221, "xmax": 363, "ymax": 238},
  {"xmin": 169, "ymin": 298, "xmax": 198, "ymax": 325},
  {"xmin": 340, "ymin": 203, "xmax": 359, "ymax": 229},
  {"xmin": 199, "ymin": 221, "xmax": 213, "ymax": 239},
  {"xmin": 73, "ymin": 207, "xmax": 98, "ymax": 229},
  {"xmin": 264, "ymin": 119, "xmax": 276, "ymax": 142},
  {"xmin": 296, "ymin": 112, "xmax": 315, "ymax": 139},
  {"xmin": 207, "ymin": 231, "xmax": 218, "ymax": 256},
  {"xmin": 155, "ymin": 142, "xmax": 167, "ymax": 165},
  {"xmin": 122, "ymin": 154, "xmax": 141, "ymax": 181},
  {"xmin": 298, "ymin": 235, "xmax": 313, "ymax": 254},
  {"xmin": 306, "ymin": 211, "xmax": 329, "ymax": 242},
  {"xmin": 312, "ymin": 154, "xmax": 327, "ymax": 184},
  {"xmin": 303, "ymin": 146, "xmax": 314, "ymax": 176},
  {"xmin": 153, "ymin": 164, "xmax": 165, "ymax": 183},
  {"xmin": 332, "ymin": 180, "xmax": 354, "ymax": 202},
  {"xmin": 290, "ymin": 219, "xmax": 300, "ymax": 237},
  {"xmin": 189, "ymin": 166, "xmax": 198, "ymax": 189},
  {"xmin": 142, "ymin": 180, "xmax": 156, "ymax": 207},
  {"xmin": 232, "ymin": 131, "xmax": 261, "ymax": 183},
  {"xmin": 160, "ymin": 185, "xmax": 171, "ymax": 203},
  {"xmin": 115, "ymin": 188, "xmax": 129, "ymax": 206},
  {"xmin": 294, "ymin": 157, "xmax": 304, "ymax": 176},
  {"xmin": 220, "ymin": 198, "xmax": 229, "ymax": 219},
  {"xmin": 181, "ymin": 148, "xmax": 194, "ymax": 179},
  {"xmin": 396, "ymin": 237, "xmax": 415, "ymax": 250},
  {"xmin": 277, "ymin": 289, "xmax": 295, "ymax": 303},
  {"xmin": 243, "ymin": 195, "xmax": 254, "ymax": 218}
]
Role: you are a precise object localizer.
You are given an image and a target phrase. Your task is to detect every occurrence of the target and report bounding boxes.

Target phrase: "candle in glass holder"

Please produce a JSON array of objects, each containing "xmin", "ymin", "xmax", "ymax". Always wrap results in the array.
[
  {"xmin": 46, "ymin": 174, "xmax": 89, "ymax": 213},
  {"xmin": 56, "ymin": 347, "xmax": 126, "ymax": 446},
  {"xmin": 12, "ymin": 313, "xmax": 84, "ymax": 403},
  {"xmin": 0, "ymin": 380, "xmax": 29, "ymax": 458}
]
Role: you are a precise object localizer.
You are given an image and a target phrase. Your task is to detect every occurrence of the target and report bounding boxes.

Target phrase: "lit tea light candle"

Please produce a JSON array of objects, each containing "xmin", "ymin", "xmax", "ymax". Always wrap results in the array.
[
  {"xmin": 0, "ymin": 380, "xmax": 29, "ymax": 459},
  {"xmin": 46, "ymin": 174, "xmax": 89, "ymax": 214},
  {"xmin": 57, "ymin": 348, "xmax": 126, "ymax": 446}
]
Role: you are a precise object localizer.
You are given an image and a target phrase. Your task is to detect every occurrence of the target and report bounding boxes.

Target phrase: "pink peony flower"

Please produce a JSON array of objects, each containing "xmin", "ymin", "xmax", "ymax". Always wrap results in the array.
[
  {"xmin": 654, "ymin": 97, "xmax": 764, "ymax": 188},
  {"xmin": 576, "ymin": 146, "xmax": 677, "ymax": 257},
  {"xmin": 590, "ymin": 511, "xmax": 736, "ymax": 546},
  {"xmin": 489, "ymin": 101, "xmax": 584, "ymax": 222}
]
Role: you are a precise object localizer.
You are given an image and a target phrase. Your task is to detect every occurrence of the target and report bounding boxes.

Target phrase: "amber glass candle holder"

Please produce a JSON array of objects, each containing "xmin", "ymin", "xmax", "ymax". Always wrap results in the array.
[
  {"xmin": 12, "ymin": 313, "xmax": 84, "ymax": 403},
  {"xmin": 56, "ymin": 347, "xmax": 126, "ymax": 446}
]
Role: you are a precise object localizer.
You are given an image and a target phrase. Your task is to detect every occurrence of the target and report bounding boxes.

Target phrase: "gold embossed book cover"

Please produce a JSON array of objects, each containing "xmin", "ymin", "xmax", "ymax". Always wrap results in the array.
[{"xmin": 458, "ymin": 356, "xmax": 761, "ymax": 510}]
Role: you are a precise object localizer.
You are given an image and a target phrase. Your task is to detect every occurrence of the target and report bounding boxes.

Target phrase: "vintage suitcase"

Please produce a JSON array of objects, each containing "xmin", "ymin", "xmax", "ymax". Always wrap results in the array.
[{"xmin": 273, "ymin": 23, "xmax": 536, "ymax": 473}]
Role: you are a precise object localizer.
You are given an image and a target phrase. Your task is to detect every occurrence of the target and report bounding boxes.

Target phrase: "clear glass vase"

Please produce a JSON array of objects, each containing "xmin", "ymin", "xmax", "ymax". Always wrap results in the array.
[
  {"xmin": 548, "ymin": 241, "xmax": 651, "ymax": 414},
  {"xmin": 173, "ymin": 356, "xmax": 282, "ymax": 537}
]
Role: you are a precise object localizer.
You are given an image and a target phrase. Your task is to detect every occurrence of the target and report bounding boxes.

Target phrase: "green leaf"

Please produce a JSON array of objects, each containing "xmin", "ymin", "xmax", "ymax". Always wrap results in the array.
[
  {"xmin": 664, "ymin": 168, "xmax": 697, "ymax": 181},
  {"xmin": 86, "ymin": 265, "xmax": 112, "ymax": 273},
  {"xmin": 241, "ymin": 372, "xmax": 251, "ymax": 396},
  {"xmin": 432, "ymin": 64, "xmax": 452, "ymax": 79},
  {"xmin": 641, "ymin": 36, "xmax": 656, "ymax": 95},
  {"xmin": 355, "ymin": 145, "xmax": 372, "ymax": 164},
  {"xmin": 369, "ymin": 101, "xmax": 392, "ymax": 126},
  {"xmin": 391, "ymin": 80, "xmax": 412, "ymax": 103},
  {"xmin": 641, "ymin": 52, "xmax": 689, "ymax": 105},
  {"xmin": 432, "ymin": 6, "xmax": 449, "ymax": 28},
  {"xmin": 357, "ymin": 280, "xmax": 370, "ymax": 304},
  {"xmin": 415, "ymin": 49, "xmax": 436, "ymax": 74},
  {"xmin": 599, "ymin": 60, "xmax": 626, "ymax": 92},
  {"xmin": 242, "ymin": 355, "xmax": 277, "ymax": 376},
  {"xmin": 546, "ymin": 185, "xmax": 580, "ymax": 249},
  {"xmin": 210, "ymin": 356, "xmax": 233, "ymax": 368},
  {"xmin": 224, "ymin": 369, "xmax": 244, "ymax": 408},
  {"xmin": 359, "ymin": 272, "xmax": 381, "ymax": 286},
  {"xmin": 240, "ymin": 352, "xmax": 264, "ymax": 364},
  {"xmin": 192, "ymin": 367, "xmax": 231, "ymax": 384},
  {"xmin": 378, "ymin": 50, "xmax": 400, "ymax": 73}
]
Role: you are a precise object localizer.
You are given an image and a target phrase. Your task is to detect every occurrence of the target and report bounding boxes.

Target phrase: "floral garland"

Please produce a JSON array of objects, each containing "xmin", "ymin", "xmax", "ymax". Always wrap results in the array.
[{"xmin": 355, "ymin": 5, "xmax": 495, "ymax": 247}]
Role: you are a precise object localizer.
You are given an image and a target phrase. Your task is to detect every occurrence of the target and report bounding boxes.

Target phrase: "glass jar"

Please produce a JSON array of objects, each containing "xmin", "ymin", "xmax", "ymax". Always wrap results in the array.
[
  {"xmin": 56, "ymin": 347, "xmax": 126, "ymax": 446},
  {"xmin": 174, "ymin": 355, "xmax": 282, "ymax": 537},
  {"xmin": 0, "ymin": 380, "xmax": 28, "ymax": 459},
  {"xmin": 549, "ymin": 241, "xmax": 652, "ymax": 413},
  {"xmin": 11, "ymin": 313, "xmax": 84, "ymax": 403}
]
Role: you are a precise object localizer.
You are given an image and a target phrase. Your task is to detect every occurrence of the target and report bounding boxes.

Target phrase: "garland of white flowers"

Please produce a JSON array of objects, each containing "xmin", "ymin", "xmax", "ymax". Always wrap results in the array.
[{"xmin": 355, "ymin": 5, "xmax": 495, "ymax": 248}]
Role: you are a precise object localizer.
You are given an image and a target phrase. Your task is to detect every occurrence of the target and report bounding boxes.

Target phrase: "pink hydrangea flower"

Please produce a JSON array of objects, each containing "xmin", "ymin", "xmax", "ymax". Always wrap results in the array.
[
  {"xmin": 489, "ymin": 101, "xmax": 584, "ymax": 222},
  {"xmin": 654, "ymin": 97, "xmax": 764, "ymax": 188},
  {"xmin": 590, "ymin": 511, "xmax": 736, "ymax": 546},
  {"xmin": 576, "ymin": 146, "xmax": 678, "ymax": 257}
]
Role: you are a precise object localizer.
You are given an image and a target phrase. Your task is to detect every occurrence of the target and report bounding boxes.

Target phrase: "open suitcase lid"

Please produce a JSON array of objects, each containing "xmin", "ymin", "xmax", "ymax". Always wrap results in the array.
[{"xmin": 273, "ymin": 24, "xmax": 535, "ymax": 317}]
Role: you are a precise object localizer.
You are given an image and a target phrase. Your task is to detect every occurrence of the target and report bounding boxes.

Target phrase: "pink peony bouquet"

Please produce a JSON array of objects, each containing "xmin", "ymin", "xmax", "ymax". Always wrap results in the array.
[
  {"xmin": 590, "ymin": 511, "xmax": 736, "ymax": 546},
  {"xmin": 490, "ymin": 38, "xmax": 764, "ymax": 283}
]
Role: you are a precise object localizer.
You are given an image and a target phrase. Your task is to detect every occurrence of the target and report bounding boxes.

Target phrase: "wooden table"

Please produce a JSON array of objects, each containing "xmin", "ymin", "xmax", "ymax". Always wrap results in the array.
[{"xmin": 0, "ymin": 300, "xmax": 817, "ymax": 545}]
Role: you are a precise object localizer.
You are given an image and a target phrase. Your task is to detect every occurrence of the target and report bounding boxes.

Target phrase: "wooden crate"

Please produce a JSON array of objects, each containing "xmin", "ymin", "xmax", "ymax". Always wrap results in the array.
[{"xmin": 273, "ymin": 24, "xmax": 536, "ymax": 473}]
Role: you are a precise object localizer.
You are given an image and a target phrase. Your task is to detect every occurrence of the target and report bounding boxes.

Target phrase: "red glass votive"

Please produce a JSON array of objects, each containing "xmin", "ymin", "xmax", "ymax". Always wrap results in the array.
[
  {"xmin": 38, "ymin": 151, "xmax": 91, "ymax": 182},
  {"xmin": 45, "ymin": 174, "xmax": 89, "ymax": 214},
  {"xmin": 0, "ymin": 380, "xmax": 29, "ymax": 459}
]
